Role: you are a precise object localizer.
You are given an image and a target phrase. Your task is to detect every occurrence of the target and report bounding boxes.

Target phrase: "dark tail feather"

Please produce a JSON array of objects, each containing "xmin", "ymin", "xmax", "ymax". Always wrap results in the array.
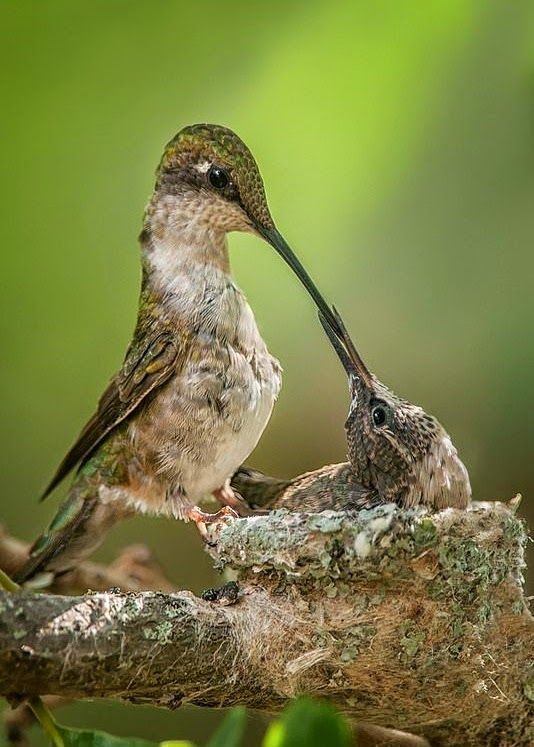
[
  {"xmin": 13, "ymin": 548, "xmax": 53, "ymax": 585},
  {"xmin": 13, "ymin": 495, "xmax": 97, "ymax": 584}
]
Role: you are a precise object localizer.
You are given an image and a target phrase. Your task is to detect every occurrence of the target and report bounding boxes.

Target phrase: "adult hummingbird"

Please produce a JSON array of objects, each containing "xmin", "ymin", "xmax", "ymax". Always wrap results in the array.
[
  {"xmin": 233, "ymin": 307, "xmax": 472, "ymax": 512},
  {"xmin": 15, "ymin": 124, "xmax": 337, "ymax": 584}
]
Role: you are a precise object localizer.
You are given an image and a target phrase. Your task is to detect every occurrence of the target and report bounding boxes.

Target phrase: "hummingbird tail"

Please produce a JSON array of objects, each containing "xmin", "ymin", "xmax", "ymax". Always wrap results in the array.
[
  {"xmin": 13, "ymin": 493, "xmax": 101, "ymax": 585},
  {"xmin": 231, "ymin": 466, "xmax": 291, "ymax": 510}
]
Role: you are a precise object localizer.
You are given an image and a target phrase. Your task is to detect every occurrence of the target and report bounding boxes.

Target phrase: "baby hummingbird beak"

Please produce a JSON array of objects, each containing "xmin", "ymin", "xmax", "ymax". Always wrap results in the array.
[{"xmin": 318, "ymin": 306, "xmax": 374, "ymax": 388}]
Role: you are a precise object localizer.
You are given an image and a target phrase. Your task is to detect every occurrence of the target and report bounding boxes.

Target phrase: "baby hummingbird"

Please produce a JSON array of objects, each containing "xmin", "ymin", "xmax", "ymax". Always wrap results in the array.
[
  {"xmin": 318, "ymin": 307, "xmax": 471, "ymax": 509},
  {"xmin": 15, "ymin": 124, "xmax": 335, "ymax": 584},
  {"xmin": 233, "ymin": 307, "xmax": 471, "ymax": 512}
]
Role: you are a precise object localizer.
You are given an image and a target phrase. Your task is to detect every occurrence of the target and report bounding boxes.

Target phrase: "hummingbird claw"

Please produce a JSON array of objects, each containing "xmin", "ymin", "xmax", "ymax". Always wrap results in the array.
[{"xmin": 188, "ymin": 505, "xmax": 238, "ymax": 544}]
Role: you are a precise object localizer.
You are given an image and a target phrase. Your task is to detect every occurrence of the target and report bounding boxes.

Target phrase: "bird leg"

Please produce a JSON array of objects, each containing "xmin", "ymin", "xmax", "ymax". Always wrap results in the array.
[
  {"xmin": 187, "ymin": 505, "xmax": 238, "ymax": 542},
  {"xmin": 212, "ymin": 481, "xmax": 257, "ymax": 516}
]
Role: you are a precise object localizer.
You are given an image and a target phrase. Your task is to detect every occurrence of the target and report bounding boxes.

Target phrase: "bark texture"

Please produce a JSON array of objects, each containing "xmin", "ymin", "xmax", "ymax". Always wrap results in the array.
[{"xmin": 0, "ymin": 499, "xmax": 532, "ymax": 746}]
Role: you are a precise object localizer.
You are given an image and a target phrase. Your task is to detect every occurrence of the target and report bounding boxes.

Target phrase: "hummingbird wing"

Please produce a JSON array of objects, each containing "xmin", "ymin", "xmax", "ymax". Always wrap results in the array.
[
  {"xmin": 231, "ymin": 466, "xmax": 291, "ymax": 509},
  {"xmin": 40, "ymin": 326, "xmax": 182, "ymax": 501}
]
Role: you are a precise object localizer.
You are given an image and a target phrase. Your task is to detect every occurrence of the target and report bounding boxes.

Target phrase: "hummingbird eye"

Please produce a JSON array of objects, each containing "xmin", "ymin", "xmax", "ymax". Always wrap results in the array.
[
  {"xmin": 371, "ymin": 402, "xmax": 388, "ymax": 428},
  {"xmin": 208, "ymin": 165, "xmax": 230, "ymax": 190}
]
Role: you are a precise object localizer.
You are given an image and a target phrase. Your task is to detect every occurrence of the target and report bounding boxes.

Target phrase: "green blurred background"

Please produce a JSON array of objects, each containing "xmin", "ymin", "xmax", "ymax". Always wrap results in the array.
[{"xmin": 1, "ymin": 1, "xmax": 533, "ymax": 743}]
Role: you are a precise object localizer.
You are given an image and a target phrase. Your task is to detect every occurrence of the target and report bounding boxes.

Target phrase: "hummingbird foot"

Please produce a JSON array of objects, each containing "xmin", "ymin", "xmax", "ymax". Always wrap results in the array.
[
  {"xmin": 187, "ymin": 505, "xmax": 238, "ymax": 543},
  {"xmin": 212, "ymin": 481, "xmax": 256, "ymax": 516}
]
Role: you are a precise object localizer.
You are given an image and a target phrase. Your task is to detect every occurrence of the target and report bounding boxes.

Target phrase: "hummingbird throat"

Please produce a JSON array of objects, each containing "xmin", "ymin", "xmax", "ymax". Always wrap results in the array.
[{"xmin": 143, "ymin": 193, "xmax": 232, "ymax": 279}]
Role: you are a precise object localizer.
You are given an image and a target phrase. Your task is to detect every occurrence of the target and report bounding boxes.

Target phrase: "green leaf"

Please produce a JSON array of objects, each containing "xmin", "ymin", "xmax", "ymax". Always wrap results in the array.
[
  {"xmin": 205, "ymin": 707, "xmax": 246, "ymax": 747},
  {"xmin": 57, "ymin": 725, "xmax": 159, "ymax": 747},
  {"xmin": 0, "ymin": 567, "xmax": 21, "ymax": 592},
  {"xmin": 38, "ymin": 724, "xmax": 198, "ymax": 747},
  {"xmin": 262, "ymin": 699, "xmax": 351, "ymax": 747}
]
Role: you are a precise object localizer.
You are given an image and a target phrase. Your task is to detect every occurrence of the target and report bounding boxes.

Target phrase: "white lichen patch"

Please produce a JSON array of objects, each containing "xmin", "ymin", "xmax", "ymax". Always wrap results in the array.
[
  {"xmin": 367, "ymin": 506, "xmax": 396, "ymax": 539},
  {"xmin": 354, "ymin": 531, "xmax": 371, "ymax": 559},
  {"xmin": 40, "ymin": 593, "xmax": 145, "ymax": 637},
  {"xmin": 351, "ymin": 506, "xmax": 396, "ymax": 559}
]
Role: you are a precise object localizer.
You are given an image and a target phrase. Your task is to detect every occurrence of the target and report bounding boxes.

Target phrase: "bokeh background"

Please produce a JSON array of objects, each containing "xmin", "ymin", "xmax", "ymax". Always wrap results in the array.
[{"xmin": 1, "ymin": 1, "xmax": 533, "ymax": 743}]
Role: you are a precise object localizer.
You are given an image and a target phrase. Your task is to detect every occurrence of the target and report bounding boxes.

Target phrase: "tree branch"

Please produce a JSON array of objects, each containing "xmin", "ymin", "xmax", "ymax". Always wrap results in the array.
[
  {"xmin": 1, "ymin": 499, "xmax": 532, "ymax": 745},
  {"xmin": 0, "ymin": 526, "xmax": 177, "ymax": 594}
]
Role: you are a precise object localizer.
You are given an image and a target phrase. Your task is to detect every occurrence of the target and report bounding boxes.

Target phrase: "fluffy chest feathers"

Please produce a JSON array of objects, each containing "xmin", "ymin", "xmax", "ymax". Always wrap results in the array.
[{"xmin": 130, "ymin": 261, "xmax": 282, "ymax": 505}]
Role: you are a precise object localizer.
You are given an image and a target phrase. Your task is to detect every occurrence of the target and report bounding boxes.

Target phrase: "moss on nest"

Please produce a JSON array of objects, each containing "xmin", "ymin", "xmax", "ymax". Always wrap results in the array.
[
  {"xmin": 206, "ymin": 499, "xmax": 532, "ymax": 744},
  {"xmin": 211, "ymin": 501, "xmax": 526, "ymax": 593}
]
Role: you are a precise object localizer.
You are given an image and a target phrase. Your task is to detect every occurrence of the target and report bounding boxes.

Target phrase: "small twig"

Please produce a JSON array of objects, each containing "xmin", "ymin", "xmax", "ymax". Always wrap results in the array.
[
  {"xmin": 27, "ymin": 697, "xmax": 63, "ymax": 747},
  {"xmin": 356, "ymin": 723, "xmax": 430, "ymax": 747},
  {"xmin": 5, "ymin": 696, "xmax": 67, "ymax": 747}
]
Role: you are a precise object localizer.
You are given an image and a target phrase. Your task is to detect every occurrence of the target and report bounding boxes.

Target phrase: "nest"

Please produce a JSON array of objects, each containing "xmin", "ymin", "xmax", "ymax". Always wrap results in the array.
[{"xmin": 208, "ymin": 500, "xmax": 533, "ymax": 746}]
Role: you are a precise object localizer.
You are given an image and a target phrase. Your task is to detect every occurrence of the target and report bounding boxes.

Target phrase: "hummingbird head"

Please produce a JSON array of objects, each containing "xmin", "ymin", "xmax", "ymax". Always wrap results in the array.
[
  {"xmin": 149, "ymin": 123, "xmax": 336, "ymax": 323},
  {"xmin": 155, "ymin": 123, "xmax": 274, "ymax": 235},
  {"xmin": 319, "ymin": 308, "xmax": 471, "ymax": 510}
]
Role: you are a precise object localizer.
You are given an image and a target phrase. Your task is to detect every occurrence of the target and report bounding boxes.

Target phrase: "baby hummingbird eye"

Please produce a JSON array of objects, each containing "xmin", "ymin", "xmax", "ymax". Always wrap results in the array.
[
  {"xmin": 208, "ymin": 165, "xmax": 230, "ymax": 189},
  {"xmin": 371, "ymin": 403, "xmax": 388, "ymax": 428}
]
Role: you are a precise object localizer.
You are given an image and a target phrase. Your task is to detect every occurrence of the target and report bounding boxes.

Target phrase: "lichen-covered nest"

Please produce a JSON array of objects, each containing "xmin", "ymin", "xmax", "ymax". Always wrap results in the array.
[{"xmin": 209, "ymin": 500, "xmax": 533, "ymax": 745}]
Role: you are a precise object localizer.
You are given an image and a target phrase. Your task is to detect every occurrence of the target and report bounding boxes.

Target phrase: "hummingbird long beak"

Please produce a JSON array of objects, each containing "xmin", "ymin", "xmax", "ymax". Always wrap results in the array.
[
  {"xmin": 256, "ymin": 225, "xmax": 340, "ymax": 332},
  {"xmin": 255, "ymin": 225, "xmax": 372, "ymax": 387},
  {"xmin": 318, "ymin": 306, "xmax": 373, "ymax": 388}
]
